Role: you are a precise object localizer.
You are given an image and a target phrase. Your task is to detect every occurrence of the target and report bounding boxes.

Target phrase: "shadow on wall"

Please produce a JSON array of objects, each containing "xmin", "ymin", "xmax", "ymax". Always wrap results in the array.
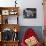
[{"xmin": 18, "ymin": 26, "xmax": 43, "ymax": 44}]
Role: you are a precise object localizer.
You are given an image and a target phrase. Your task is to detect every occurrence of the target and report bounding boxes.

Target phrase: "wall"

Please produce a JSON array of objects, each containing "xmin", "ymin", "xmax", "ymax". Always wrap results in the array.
[
  {"xmin": 17, "ymin": 0, "xmax": 43, "ymax": 26},
  {"xmin": 0, "ymin": 0, "xmax": 43, "ymax": 26}
]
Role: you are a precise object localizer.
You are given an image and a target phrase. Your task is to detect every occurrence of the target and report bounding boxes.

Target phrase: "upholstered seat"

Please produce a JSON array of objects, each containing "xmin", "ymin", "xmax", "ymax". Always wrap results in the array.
[{"xmin": 21, "ymin": 28, "xmax": 41, "ymax": 46}]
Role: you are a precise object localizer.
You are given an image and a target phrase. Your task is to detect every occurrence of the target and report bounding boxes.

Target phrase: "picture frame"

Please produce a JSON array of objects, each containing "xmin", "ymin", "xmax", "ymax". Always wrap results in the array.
[
  {"xmin": 9, "ymin": 10, "xmax": 17, "ymax": 15},
  {"xmin": 23, "ymin": 8, "xmax": 36, "ymax": 18},
  {"xmin": 2, "ymin": 10, "xmax": 9, "ymax": 15}
]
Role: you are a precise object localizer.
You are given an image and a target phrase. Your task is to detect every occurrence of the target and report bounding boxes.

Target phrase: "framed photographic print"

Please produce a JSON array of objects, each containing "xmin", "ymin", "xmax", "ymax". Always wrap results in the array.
[
  {"xmin": 2, "ymin": 10, "xmax": 9, "ymax": 15},
  {"xmin": 23, "ymin": 8, "xmax": 36, "ymax": 18}
]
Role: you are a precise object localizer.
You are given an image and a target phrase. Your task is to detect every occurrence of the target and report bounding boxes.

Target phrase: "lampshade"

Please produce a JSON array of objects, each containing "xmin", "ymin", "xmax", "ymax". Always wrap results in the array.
[{"xmin": 13, "ymin": 28, "xmax": 17, "ymax": 32}]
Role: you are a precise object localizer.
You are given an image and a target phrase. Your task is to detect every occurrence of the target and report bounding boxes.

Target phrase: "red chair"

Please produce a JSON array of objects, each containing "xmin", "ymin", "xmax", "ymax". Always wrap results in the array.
[{"xmin": 21, "ymin": 28, "xmax": 41, "ymax": 46}]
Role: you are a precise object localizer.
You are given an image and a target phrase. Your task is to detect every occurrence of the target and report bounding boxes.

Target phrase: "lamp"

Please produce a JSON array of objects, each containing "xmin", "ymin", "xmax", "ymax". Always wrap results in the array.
[{"xmin": 15, "ymin": 0, "xmax": 17, "ymax": 7}]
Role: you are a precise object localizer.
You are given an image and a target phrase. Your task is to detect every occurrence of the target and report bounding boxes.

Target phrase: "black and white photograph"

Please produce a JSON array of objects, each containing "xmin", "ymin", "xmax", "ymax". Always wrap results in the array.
[{"xmin": 23, "ymin": 8, "xmax": 36, "ymax": 18}]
